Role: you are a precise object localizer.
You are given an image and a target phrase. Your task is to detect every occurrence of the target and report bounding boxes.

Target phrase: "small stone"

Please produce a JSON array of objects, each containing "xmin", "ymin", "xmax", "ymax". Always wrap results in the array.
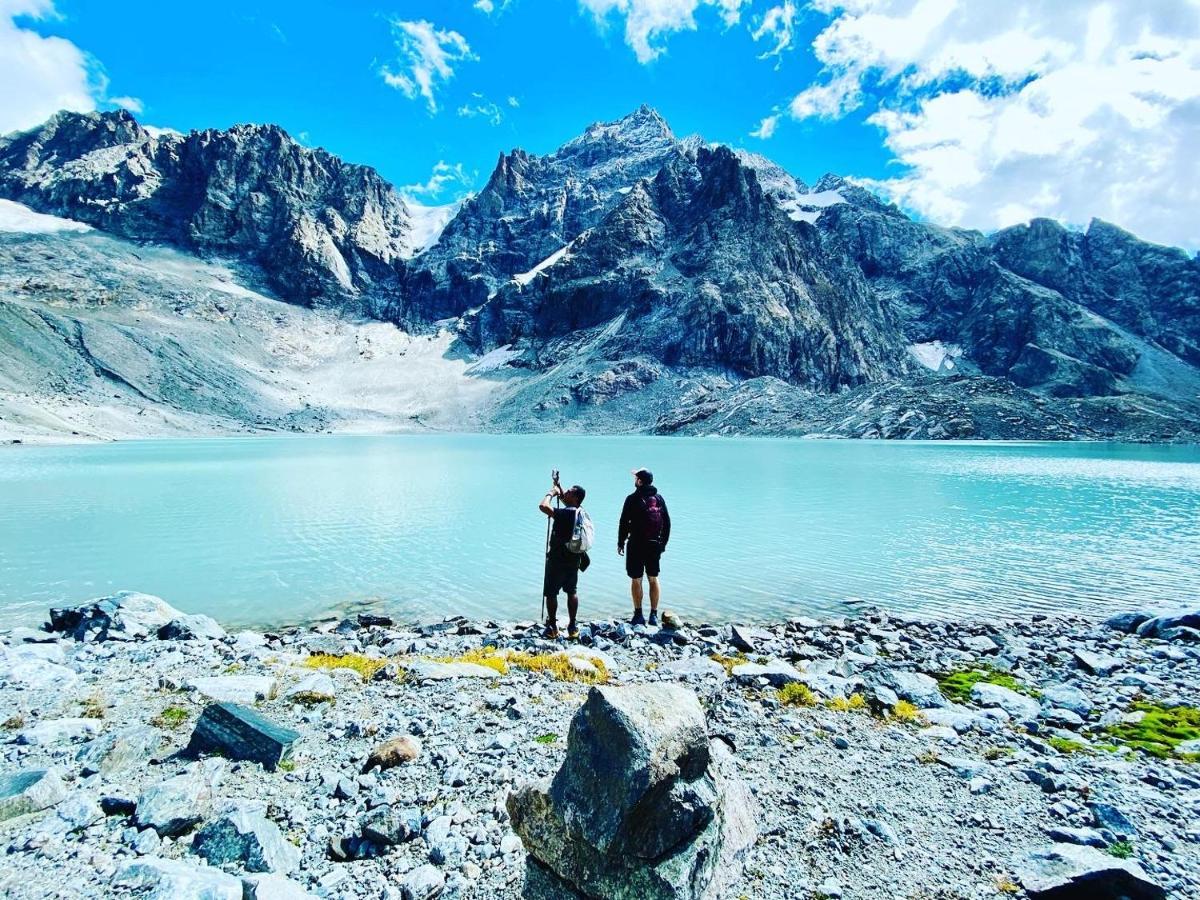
[
  {"xmin": 242, "ymin": 873, "xmax": 318, "ymax": 899},
  {"xmin": 17, "ymin": 717, "xmax": 101, "ymax": 746},
  {"xmin": 362, "ymin": 735, "xmax": 422, "ymax": 773},
  {"xmin": 397, "ymin": 864, "xmax": 445, "ymax": 900},
  {"xmin": 1073, "ymin": 650, "xmax": 1122, "ymax": 677}
]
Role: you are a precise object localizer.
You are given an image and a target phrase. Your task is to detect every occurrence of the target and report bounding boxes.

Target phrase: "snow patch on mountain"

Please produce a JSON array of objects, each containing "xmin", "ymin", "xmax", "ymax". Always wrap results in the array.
[
  {"xmin": 0, "ymin": 199, "xmax": 92, "ymax": 234},
  {"xmin": 404, "ymin": 199, "xmax": 462, "ymax": 256},
  {"xmin": 910, "ymin": 341, "xmax": 963, "ymax": 373},
  {"xmin": 513, "ymin": 244, "xmax": 570, "ymax": 286}
]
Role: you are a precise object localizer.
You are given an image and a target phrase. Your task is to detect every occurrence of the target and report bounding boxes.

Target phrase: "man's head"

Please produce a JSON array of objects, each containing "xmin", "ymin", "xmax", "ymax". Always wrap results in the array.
[
  {"xmin": 563, "ymin": 485, "xmax": 586, "ymax": 507},
  {"xmin": 632, "ymin": 468, "xmax": 653, "ymax": 488}
]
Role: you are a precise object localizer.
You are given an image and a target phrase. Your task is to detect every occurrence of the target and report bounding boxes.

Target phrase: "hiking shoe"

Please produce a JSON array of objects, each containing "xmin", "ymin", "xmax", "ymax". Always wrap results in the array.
[
  {"xmin": 630, "ymin": 609, "xmax": 646, "ymax": 627},
  {"xmin": 567, "ymin": 625, "xmax": 580, "ymax": 640},
  {"xmin": 543, "ymin": 623, "xmax": 559, "ymax": 640},
  {"xmin": 648, "ymin": 611, "xmax": 659, "ymax": 627}
]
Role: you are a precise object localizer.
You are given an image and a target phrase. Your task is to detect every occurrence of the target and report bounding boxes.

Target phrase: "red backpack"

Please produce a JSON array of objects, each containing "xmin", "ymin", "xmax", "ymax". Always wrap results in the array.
[{"xmin": 641, "ymin": 494, "xmax": 665, "ymax": 544}]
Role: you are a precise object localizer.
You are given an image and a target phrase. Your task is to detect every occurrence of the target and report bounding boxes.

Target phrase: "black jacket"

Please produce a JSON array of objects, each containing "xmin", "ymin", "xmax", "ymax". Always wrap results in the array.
[{"xmin": 618, "ymin": 486, "xmax": 671, "ymax": 550}]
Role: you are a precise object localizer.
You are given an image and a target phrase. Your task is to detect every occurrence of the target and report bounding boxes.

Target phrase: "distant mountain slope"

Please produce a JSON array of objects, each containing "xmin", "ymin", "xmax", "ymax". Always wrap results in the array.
[{"xmin": 1, "ymin": 106, "xmax": 1198, "ymax": 442}]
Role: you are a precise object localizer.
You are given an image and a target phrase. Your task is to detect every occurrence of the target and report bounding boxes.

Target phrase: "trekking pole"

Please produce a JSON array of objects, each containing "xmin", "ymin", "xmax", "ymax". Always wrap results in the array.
[{"xmin": 541, "ymin": 469, "xmax": 560, "ymax": 625}]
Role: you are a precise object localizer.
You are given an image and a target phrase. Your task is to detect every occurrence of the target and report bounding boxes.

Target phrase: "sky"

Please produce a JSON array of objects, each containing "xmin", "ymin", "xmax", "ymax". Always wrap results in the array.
[{"xmin": 3, "ymin": 0, "xmax": 1200, "ymax": 251}]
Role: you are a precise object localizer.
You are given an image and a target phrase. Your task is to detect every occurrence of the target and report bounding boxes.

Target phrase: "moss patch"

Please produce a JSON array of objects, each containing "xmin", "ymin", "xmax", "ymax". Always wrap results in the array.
[
  {"xmin": 436, "ymin": 646, "xmax": 510, "ymax": 675},
  {"xmin": 1108, "ymin": 840, "xmax": 1134, "ymax": 859},
  {"xmin": 892, "ymin": 700, "xmax": 924, "ymax": 724},
  {"xmin": 937, "ymin": 665, "xmax": 1040, "ymax": 703},
  {"xmin": 1047, "ymin": 736, "xmax": 1089, "ymax": 755},
  {"xmin": 1105, "ymin": 702, "xmax": 1200, "ymax": 761},
  {"xmin": 777, "ymin": 682, "xmax": 816, "ymax": 707},
  {"xmin": 534, "ymin": 733, "xmax": 558, "ymax": 744},
  {"xmin": 304, "ymin": 652, "xmax": 388, "ymax": 680},
  {"xmin": 151, "ymin": 705, "xmax": 190, "ymax": 730},
  {"xmin": 436, "ymin": 646, "xmax": 609, "ymax": 684}
]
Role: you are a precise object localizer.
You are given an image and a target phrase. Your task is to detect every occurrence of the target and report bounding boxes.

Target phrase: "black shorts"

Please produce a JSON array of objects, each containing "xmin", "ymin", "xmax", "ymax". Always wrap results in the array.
[
  {"xmin": 625, "ymin": 542, "xmax": 662, "ymax": 579},
  {"xmin": 544, "ymin": 551, "xmax": 580, "ymax": 599}
]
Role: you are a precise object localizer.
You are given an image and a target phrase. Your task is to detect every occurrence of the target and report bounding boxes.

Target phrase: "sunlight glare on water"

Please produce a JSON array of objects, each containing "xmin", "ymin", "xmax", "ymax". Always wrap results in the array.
[{"xmin": 0, "ymin": 435, "xmax": 1197, "ymax": 629}]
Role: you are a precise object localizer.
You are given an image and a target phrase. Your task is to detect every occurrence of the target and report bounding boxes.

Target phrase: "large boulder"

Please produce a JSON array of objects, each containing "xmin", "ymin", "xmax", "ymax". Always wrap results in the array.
[
  {"xmin": 507, "ymin": 684, "xmax": 758, "ymax": 900},
  {"xmin": 135, "ymin": 760, "xmax": 225, "ymax": 837},
  {"xmin": 114, "ymin": 856, "xmax": 243, "ymax": 900},
  {"xmin": 0, "ymin": 768, "xmax": 67, "ymax": 822},
  {"xmin": 77, "ymin": 725, "xmax": 163, "ymax": 776},
  {"xmin": 48, "ymin": 591, "xmax": 184, "ymax": 642},
  {"xmin": 192, "ymin": 805, "xmax": 300, "ymax": 873},
  {"xmin": 1136, "ymin": 610, "xmax": 1200, "ymax": 640},
  {"xmin": 185, "ymin": 702, "xmax": 300, "ymax": 772},
  {"xmin": 1018, "ymin": 843, "xmax": 1164, "ymax": 899}
]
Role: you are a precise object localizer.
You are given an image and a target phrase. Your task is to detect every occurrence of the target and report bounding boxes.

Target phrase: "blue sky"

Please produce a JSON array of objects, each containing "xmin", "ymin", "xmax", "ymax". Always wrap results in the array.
[
  {"xmin": 5, "ymin": 1, "xmax": 1200, "ymax": 249},
  {"xmin": 26, "ymin": 1, "xmax": 892, "ymax": 195}
]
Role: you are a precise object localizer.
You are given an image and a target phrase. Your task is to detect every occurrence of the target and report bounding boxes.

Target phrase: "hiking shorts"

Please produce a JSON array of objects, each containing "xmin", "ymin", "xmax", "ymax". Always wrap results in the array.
[
  {"xmin": 625, "ymin": 542, "xmax": 662, "ymax": 579},
  {"xmin": 544, "ymin": 551, "xmax": 580, "ymax": 599}
]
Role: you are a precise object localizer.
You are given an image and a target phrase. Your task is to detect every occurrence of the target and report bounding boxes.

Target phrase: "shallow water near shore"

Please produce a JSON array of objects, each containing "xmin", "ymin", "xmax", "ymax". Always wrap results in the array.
[{"xmin": 1, "ymin": 434, "xmax": 1198, "ymax": 629}]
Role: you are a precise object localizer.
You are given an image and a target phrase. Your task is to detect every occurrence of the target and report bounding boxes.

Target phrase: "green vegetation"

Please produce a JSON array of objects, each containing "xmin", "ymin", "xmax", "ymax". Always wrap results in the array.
[
  {"xmin": 288, "ymin": 691, "xmax": 334, "ymax": 706},
  {"xmin": 936, "ymin": 664, "xmax": 1040, "ymax": 703},
  {"xmin": 776, "ymin": 682, "xmax": 816, "ymax": 707},
  {"xmin": 305, "ymin": 652, "xmax": 389, "ymax": 680},
  {"xmin": 709, "ymin": 652, "xmax": 749, "ymax": 677},
  {"xmin": 1108, "ymin": 840, "xmax": 1135, "ymax": 859},
  {"xmin": 983, "ymin": 746, "xmax": 1015, "ymax": 760},
  {"xmin": 277, "ymin": 759, "xmax": 296, "ymax": 773},
  {"xmin": 151, "ymin": 705, "xmax": 190, "ymax": 730},
  {"xmin": 826, "ymin": 694, "xmax": 868, "ymax": 713},
  {"xmin": 534, "ymin": 733, "xmax": 558, "ymax": 744},
  {"xmin": 1105, "ymin": 702, "xmax": 1200, "ymax": 761},
  {"xmin": 1047, "ymin": 736, "xmax": 1089, "ymax": 755},
  {"xmin": 2, "ymin": 714, "xmax": 25, "ymax": 730}
]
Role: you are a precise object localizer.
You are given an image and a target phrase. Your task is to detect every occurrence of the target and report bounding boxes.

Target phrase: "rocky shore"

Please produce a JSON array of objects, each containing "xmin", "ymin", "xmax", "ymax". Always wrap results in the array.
[{"xmin": 2, "ymin": 592, "xmax": 1199, "ymax": 899}]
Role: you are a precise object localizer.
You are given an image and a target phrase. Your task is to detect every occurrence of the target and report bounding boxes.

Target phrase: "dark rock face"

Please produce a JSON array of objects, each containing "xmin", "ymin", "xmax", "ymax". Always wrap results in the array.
[
  {"xmin": 185, "ymin": 702, "xmax": 300, "ymax": 772},
  {"xmin": 0, "ymin": 110, "xmax": 412, "ymax": 312},
  {"xmin": 3, "ymin": 105, "xmax": 1199, "ymax": 436},
  {"xmin": 507, "ymin": 684, "xmax": 758, "ymax": 900}
]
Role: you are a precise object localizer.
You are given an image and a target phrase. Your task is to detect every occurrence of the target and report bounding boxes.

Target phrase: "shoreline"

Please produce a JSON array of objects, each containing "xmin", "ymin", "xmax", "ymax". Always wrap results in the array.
[{"xmin": 2, "ymin": 593, "xmax": 1198, "ymax": 899}]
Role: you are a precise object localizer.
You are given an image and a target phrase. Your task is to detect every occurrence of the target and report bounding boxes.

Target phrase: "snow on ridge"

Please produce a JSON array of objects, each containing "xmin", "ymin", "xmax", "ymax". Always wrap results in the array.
[
  {"xmin": 0, "ymin": 199, "xmax": 92, "ymax": 235},
  {"xmin": 513, "ymin": 244, "xmax": 570, "ymax": 286},
  {"xmin": 465, "ymin": 344, "xmax": 521, "ymax": 375}
]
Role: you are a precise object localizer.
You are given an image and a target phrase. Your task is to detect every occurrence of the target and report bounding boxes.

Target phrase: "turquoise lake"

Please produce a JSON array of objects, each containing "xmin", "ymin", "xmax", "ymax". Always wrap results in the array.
[{"xmin": 1, "ymin": 435, "xmax": 1198, "ymax": 630}]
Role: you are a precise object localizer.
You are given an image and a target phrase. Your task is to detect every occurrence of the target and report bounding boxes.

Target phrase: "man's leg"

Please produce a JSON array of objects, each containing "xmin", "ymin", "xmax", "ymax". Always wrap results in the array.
[
  {"xmin": 630, "ymin": 577, "xmax": 643, "ymax": 612},
  {"xmin": 545, "ymin": 594, "xmax": 558, "ymax": 634},
  {"xmin": 648, "ymin": 576, "xmax": 660, "ymax": 612},
  {"xmin": 567, "ymin": 593, "xmax": 579, "ymax": 632}
]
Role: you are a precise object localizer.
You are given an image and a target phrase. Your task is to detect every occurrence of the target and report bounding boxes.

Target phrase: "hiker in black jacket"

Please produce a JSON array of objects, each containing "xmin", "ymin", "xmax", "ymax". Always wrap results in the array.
[{"xmin": 617, "ymin": 468, "xmax": 670, "ymax": 627}]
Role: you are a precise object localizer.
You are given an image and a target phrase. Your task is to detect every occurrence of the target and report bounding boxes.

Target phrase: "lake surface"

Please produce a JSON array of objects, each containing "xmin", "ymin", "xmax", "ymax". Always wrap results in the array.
[{"xmin": 1, "ymin": 435, "xmax": 1198, "ymax": 630}]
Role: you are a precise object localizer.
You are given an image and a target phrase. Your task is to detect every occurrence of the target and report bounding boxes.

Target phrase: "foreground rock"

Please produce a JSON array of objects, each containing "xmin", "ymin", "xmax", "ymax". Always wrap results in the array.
[
  {"xmin": 0, "ymin": 768, "xmax": 66, "ymax": 822},
  {"xmin": 192, "ymin": 805, "xmax": 301, "ymax": 873},
  {"xmin": 508, "ymin": 684, "xmax": 759, "ymax": 899},
  {"xmin": 47, "ymin": 591, "xmax": 183, "ymax": 642},
  {"xmin": 1019, "ymin": 843, "xmax": 1165, "ymax": 899},
  {"xmin": 185, "ymin": 702, "xmax": 300, "ymax": 772},
  {"xmin": 114, "ymin": 856, "xmax": 243, "ymax": 899}
]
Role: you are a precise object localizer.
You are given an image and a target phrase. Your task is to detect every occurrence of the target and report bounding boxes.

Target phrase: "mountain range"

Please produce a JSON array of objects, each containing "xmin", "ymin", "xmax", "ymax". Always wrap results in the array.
[{"xmin": 1, "ymin": 106, "xmax": 1198, "ymax": 442}]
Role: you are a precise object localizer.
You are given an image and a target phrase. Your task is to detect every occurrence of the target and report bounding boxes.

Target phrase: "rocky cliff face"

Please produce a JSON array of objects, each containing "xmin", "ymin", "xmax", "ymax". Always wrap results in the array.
[
  {"xmin": 0, "ymin": 110, "xmax": 414, "ymax": 313},
  {"xmin": 1, "ymin": 105, "xmax": 1198, "ymax": 440}
]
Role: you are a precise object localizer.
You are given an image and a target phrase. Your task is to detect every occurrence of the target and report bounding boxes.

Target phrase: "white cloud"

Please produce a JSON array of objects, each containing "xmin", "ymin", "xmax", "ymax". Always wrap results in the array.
[
  {"xmin": 507, "ymin": 95, "xmax": 520, "ymax": 107},
  {"xmin": 457, "ymin": 93, "xmax": 503, "ymax": 125},
  {"xmin": 379, "ymin": 18, "xmax": 476, "ymax": 114},
  {"xmin": 109, "ymin": 95, "xmax": 143, "ymax": 115},
  {"xmin": 786, "ymin": 0, "xmax": 1200, "ymax": 249},
  {"xmin": 0, "ymin": 0, "xmax": 97, "ymax": 133},
  {"xmin": 750, "ymin": 113, "xmax": 779, "ymax": 139},
  {"xmin": 580, "ymin": 0, "xmax": 749, "ymax": 63},
  {"xmin": 751, "ymin": 1, "xmax": 798, "ymax": 62},
  {"xmin": 474, "ymin": 0, "xmax": 513, "ymax": 13},
  {"xmin": 403, "ymin": 160, "xmax": 475, "ymax": 200}
]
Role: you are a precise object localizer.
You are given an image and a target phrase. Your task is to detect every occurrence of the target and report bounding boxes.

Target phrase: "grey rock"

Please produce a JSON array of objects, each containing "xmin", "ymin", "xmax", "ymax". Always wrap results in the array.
[
  {"xmin": 1040, "ymin": 683, "xmax": 1093, "ymax": 717},
  {"xmin": 660, "ymin": 656, "xmax": 727, "ymax": 679},
  {"xmin": 730, "ymin": 659, "xmax": 805, "ymax": 687},
  {"xmin": 187, "ymin": 675, "xmax": 279, "ymax": 703},
  {"xmin": 399, "ymin": 659, "xmax": 504, "ymax": 680},
  {"xmin": 1074, "ymin": 650, "xmax": 1122, "ymax": 676},
  {"xmin": 0, "ymin": 768, "xmax": 67, "ymax": 822},
  {"xmin": 508, "ymin": 684, "xmax": 759, "ymax": 900},
  {"xmin": 1105, "ymin": 612, "xmax": 1152, "ymax": 633},
  {"xmin": 159, "ymin": 614, "xmax": 227, "ymax": 641},
  {"xmin": 971, "ymin": 682, "xmax": 1040, "ymax": 721},
  {"xmin": 185, "ymin": 702, "xmax": 300, "ymax": 772},
  {"xmin": 876, "ymin": 670, "xmax": 947, "ymax": 708},
  {"xmin": 1047, "ymin": 827, "xmax": 1108, "ymax": 848},
  {"xmin": 17, "ymin": 717, "xmax": 101, "ymax": 745},
  {"xmin": 361, "ymin": 805, "xmax": 422, "ymax": 846},
  {"xmin": 77, "ymin": 725, "xmax": 162, "ymax": 776},
  {"xmin": 192, "ymin": 805, "xmax": 300, "ymax": 873},
  {"xmin": 282, "ymin": 672, "xmax": 336, "ymax": 702},
  {"xmin": 397, "ymin": 864, "xmax": 445, "ymax": 900},
  {"xmin": 114, "ymin": 856, "xmax": 243, "ymax": 900},
  {"xmin": 135, "ymin": 759, "xmax": 225, "ymax": 837},
  {"xmin": 46, "ymin": 791, "xmax": 102, "ymax": 833},
  {"xmin": 242, "ymin": 873, "xmax": 318, "ymax": 900},
  {"xmin": 1135, "ymin": 609, "xmax": 1200, "ymax": 639},
  {"xmin": 47, "ymin": 591, "xmax": 183, "ymax": 642},
  {"xmin": 1090, "ymin": 802, "xmax": 1136, "ymax": 840},
  {"xmin": 1018, "ymin": 843, "xmax": 1164, "ymax": 899}
]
